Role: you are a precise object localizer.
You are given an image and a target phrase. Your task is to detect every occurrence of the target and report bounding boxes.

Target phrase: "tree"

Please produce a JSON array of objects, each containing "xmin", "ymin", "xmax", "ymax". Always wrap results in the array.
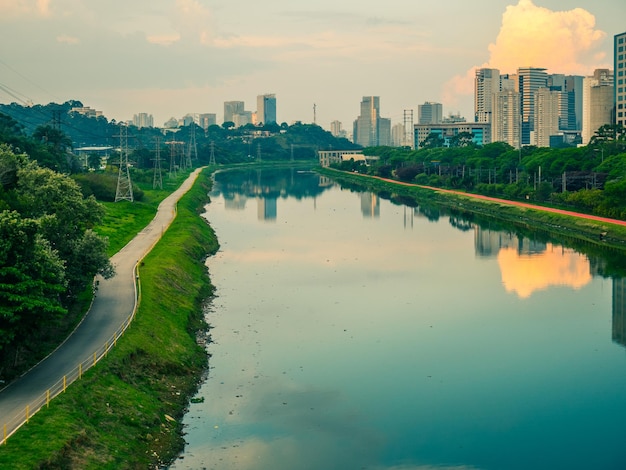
[
  {"xmin": 420, "ymin": 133, "xmax": 445, "ymax": 149},
  {"xmin": 10, "ymin": 154, "xmax": 113, "ymax": 295},
  {"xmin": 0, "ymin": 210, "xmax": 66, "ymax": 352}
]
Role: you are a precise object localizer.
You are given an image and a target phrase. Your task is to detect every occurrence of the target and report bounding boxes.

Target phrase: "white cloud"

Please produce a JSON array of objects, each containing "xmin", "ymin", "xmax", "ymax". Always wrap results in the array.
[
  {"xmin": 56, "ymin": 34, "xmax": 79, "ymax": 45},
  {"xmin": 0, "ymin": 0, "xmax": 49, "ymax": 18}
]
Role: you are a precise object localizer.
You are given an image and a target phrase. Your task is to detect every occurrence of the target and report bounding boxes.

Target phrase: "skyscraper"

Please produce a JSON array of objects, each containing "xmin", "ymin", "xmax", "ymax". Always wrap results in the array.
[
  {"xmin": 418, "ymin": 102, "xmax": 442, "ymax": 125},
  {"xmin": 257, "ymin": 94, "xmax": 277, "ymax": 125},
  {"xmin": 224, "ymin": 101, "xmax": 244, "ymax": 123},
  {"xmin": 533, "ymin": 87, "xmax": 560, "ymax": 147},
  {"xmin": 582, "ymin": 69, "xmax": 614, "ymax": 144},
  {"xmin": 616, "ymin": 32, "xmax": 626, "ymax": 128},
  {"xmin": 475, "ymin": 68, "xmax": 500, "ymax": 123},
  {"xmin": 492, "ymin": 89, "xmax": 520, "ymax": 149},
  {"xmin": 518, "ymin": 67, "xmax": 548, "ymax": 145},
  {"xmin": 353, "ymin": 96, "xmax": 380, "ymax": 147}
]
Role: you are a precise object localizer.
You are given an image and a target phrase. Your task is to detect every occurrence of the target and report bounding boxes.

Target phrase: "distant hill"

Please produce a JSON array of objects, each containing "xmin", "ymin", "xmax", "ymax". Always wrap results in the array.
[{"xmin": 0, "ymin": 100, "xmax": 360, "ymax": 164}]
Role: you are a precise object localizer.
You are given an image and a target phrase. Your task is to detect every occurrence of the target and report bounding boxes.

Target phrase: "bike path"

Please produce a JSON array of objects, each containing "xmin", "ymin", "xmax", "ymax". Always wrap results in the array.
[{"xmin": 0, "ymin": 168, "xmax": 204, "ymax": 438}]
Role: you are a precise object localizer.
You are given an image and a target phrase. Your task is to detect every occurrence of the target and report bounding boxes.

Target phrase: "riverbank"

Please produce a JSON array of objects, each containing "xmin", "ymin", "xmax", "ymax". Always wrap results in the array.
[
  {"xmin": 319, "ymin": 168, "xmax": 626, "ymax": 251},
  {"xmin": 0, "ymin": 168, "xmax": 218, "ymax": 469}
]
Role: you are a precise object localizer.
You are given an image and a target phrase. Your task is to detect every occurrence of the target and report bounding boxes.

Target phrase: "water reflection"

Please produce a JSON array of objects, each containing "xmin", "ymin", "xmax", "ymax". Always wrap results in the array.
[
  {"xmin": 614, "ymin": 278, "xmax": 626, "ymax": 348},
  {"xmin": 174, "ymin": 168, "xmax": 626, "ymax": 469}
]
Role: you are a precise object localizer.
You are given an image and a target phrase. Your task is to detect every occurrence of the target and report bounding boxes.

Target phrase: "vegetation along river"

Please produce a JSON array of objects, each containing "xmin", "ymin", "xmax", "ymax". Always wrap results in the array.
[{"xmin": 171, "ymin": 166, "xmax": 626, "ymax": 470}]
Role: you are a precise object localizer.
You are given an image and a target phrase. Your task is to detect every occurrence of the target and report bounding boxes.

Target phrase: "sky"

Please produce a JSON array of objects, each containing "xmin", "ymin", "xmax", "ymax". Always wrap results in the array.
[{"xmin": 0, "ymin": 0, "xmax": 624, "ymax": 131}]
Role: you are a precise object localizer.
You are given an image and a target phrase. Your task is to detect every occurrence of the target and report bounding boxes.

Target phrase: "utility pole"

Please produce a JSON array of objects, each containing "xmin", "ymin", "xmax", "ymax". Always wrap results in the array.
[{"xmin": 115, "ymin": 124, "xmax": 134, "ymax": 202}]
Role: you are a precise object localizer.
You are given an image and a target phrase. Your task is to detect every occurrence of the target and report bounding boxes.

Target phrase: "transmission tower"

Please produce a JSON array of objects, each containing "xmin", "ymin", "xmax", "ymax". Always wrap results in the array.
[
  {"xmin": 168, "ymin": 139, "xmax": 178, "ymax": 178},
  {"xmin": 115, "ymin": 125, "xmax": 134, "ymax": 202},
  {"xmin": 209, "ymin": 141, "xmax": 216, "ymax": 166},
  {"xmin": 186, "ymin": 123, "xmax": 197, "ymax": 167},
  {"xmin": 152, "ymin": 137, "xmax": 163, "ymax": 189},
  {"xmin": 256, "ymin": 143, "xmax": 262, "ymax": 162}
]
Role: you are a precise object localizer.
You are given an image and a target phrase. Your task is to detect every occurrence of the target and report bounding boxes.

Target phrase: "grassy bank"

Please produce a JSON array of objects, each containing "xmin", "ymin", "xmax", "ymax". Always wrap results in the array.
[
  {"xmin": 0, "ymin": 168, "xmax": 218, "ymax": 469},
  {"xmin": 320, "ymin": 168, "xmax": 626, "ymax": 251}
]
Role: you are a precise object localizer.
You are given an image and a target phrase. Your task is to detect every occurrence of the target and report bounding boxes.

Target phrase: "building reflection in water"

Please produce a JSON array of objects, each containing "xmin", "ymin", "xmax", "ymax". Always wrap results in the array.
[
  {"xmin": 257, "ymin": 197, "xmax": 277, "ymax": 221},
  {"xmin": 360, "ymin": 192, "xmax": 380, "ymax": 218},
  {"xmin": 474, "ymin": 226, "xmax": 592, "ymax": 299},
  {"xmin": 613, "ymin": 278, "xmax": 626, "ymax": 348}
]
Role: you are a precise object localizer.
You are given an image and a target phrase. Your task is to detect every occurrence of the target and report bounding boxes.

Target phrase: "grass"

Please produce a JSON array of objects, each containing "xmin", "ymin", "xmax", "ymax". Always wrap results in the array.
[
  {"xmin": 96, "ymin": 172, "xmax": 194, "ymax": 256},
  {"xmin": 0, "ymin": 168, "xmax": 219, "ymax": 469}
]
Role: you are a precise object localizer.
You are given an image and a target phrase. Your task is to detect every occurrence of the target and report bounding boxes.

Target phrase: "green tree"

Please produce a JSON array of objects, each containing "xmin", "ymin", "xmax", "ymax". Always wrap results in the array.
[{"xmin": 0, "ymin": 210, "xmax": 66, "ymax": 351}]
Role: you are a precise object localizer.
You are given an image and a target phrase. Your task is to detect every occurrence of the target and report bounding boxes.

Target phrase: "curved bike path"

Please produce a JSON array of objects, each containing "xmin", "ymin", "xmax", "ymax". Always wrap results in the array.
[{"xmin": 0, "ymin": 167, "xmax": 204, "ymax": 441}]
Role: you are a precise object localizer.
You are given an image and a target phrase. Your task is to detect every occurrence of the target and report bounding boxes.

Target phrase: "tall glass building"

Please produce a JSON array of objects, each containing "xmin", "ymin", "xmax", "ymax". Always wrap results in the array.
[{"xmin": 257, "ymin": 94, "xmax": 277, "ymax": 125}]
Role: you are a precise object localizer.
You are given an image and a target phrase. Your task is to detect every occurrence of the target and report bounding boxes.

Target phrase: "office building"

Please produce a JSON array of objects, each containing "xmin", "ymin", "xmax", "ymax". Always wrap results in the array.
[
  {"xmin": 353, "ymin": 96, "xmax": 391, "ymax": 147},
  {"xmin": 475, "ymin": 68, "xmax": 500, "ymax": 123},
  {"xmin": 582, "ymin": 69, "xmax": 614, "ymax": 144},
  {"xmin": 533, "ymin": 87, "xmax": 560, "ymax": 147},
  {"xmin": 233, "ymin": 111, "xmax": 252, "ymax": 128},
  {"xmin": 616, "ymin": 32, "xmax": 626, "ymax": 128},
  {"xmin": 224, "ymin": 101, "xmax": 244, "ymax": 123},
  {"xmin": 257, "ymin": 94, "xmax": 277, "ymax": 124},
  {"xmin": 392, "ymin": 123, "xmax": 406, "ymax": 147},
  {"xmin": 198, "ymin": 113, "xmax": 216, "ymax": 129},
  {"xmin": 418, "ymin": 102, "xmax": 443, "ymax": 125},
  {"xmin": 518, "ymin": 67, "xmax": 548, "ymax": 145}
]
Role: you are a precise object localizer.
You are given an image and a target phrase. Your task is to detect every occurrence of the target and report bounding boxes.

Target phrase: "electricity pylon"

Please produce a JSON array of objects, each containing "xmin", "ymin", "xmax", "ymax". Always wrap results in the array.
[{"xmin": 115, "ymin": 124, "xmax": 134, "ymax": 202}]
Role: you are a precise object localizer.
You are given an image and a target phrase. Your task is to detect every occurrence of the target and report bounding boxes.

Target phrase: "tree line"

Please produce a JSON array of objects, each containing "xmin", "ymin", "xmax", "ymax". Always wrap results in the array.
[{"xmin": 335, "ymin": 124, "xmax": 626, "ymax": 220}]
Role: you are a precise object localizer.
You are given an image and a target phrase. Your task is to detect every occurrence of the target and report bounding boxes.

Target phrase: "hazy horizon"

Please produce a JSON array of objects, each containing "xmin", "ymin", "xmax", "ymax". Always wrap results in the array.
[{"xmin": 1, "ymin": 0, "xmax": 624, "ymax": 130}]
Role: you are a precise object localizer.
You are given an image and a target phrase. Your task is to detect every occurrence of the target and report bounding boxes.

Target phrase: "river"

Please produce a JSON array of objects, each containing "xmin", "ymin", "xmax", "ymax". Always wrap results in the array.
[{"xmin": 170, "ymin": 167, "xmax": 626, "ymax": 470}]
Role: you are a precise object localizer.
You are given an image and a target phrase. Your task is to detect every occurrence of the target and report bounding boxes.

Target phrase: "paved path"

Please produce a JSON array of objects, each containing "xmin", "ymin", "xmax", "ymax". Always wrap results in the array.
[{"xmin": 0, "ymin": 167, "xmax": 204, "ymax": 441}]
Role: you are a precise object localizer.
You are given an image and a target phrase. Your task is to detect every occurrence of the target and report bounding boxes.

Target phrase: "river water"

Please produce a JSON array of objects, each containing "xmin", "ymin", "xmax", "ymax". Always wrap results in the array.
[{"xmin": 171, "ymin": 167, "xmax": 626, "ymax": 470}]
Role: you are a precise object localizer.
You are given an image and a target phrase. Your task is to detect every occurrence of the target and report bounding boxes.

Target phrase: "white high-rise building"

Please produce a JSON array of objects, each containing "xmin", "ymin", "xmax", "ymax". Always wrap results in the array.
[
  {"xmin": 391, "ymin": 123, "xmax": 405, "ymax": 147},
  {"xmin": 492, "ymin": 89, "xmax": 521, "ymax": 149},
  {"xmin": 518, "ymin": 67, "xmax": 548, "ymax": 145},
  {"xmin": 475, "ymin": 68, "xmax": 500, "ymax": 123},
  {"xmin": 582, "ymin": 69, "xmax": 614, "ymax": 144},
  {"xmin": 132, "ymin": 113, "xmax": 153, "ymax": 128},
  {"xmin": 533, "ymin": 87, "xmax": 560, "ymax": 147}
]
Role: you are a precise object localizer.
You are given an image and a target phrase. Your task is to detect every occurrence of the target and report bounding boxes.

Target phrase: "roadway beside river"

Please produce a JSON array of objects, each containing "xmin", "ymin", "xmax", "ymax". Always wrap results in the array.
[{"xmin": 0, "ymin": 167, "xmax": 219, "ymax": 469}]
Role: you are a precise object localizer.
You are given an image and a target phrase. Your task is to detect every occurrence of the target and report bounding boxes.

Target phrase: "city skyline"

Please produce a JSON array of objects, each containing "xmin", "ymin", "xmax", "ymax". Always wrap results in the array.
[{"xmin": 0, "ymin": 0, "xmax": 624, "ymax": 130}]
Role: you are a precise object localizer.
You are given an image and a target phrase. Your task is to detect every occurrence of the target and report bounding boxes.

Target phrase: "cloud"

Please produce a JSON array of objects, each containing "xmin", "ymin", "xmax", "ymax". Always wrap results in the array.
[
  {"xmin": 442, "ymin": 0, "xmax": 607, "ymax": 110},
  {"xmin": 0, "ymin": 0, "xmax": 50, "ymax": 18},
  {"xmin": 171, "ymin": 0, "xmax": 215, "ymax": 45},
  {"xmin": 487, "ymin": 0, "xmax": 605, "ymax": 74},
  {"xmin": 56, "ymin": 34, "xmax": 79, "ymax": 45}
]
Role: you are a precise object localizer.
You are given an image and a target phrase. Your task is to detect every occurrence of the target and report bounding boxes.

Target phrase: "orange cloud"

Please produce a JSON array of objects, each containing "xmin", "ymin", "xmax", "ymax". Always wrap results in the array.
[
  {"xmin": 487, "ymin": 0, "xmax": 605, "ymax": 74},
  {"xmin": 442, "ymin": 0, "xmax": 607, "ymax": 108}
]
